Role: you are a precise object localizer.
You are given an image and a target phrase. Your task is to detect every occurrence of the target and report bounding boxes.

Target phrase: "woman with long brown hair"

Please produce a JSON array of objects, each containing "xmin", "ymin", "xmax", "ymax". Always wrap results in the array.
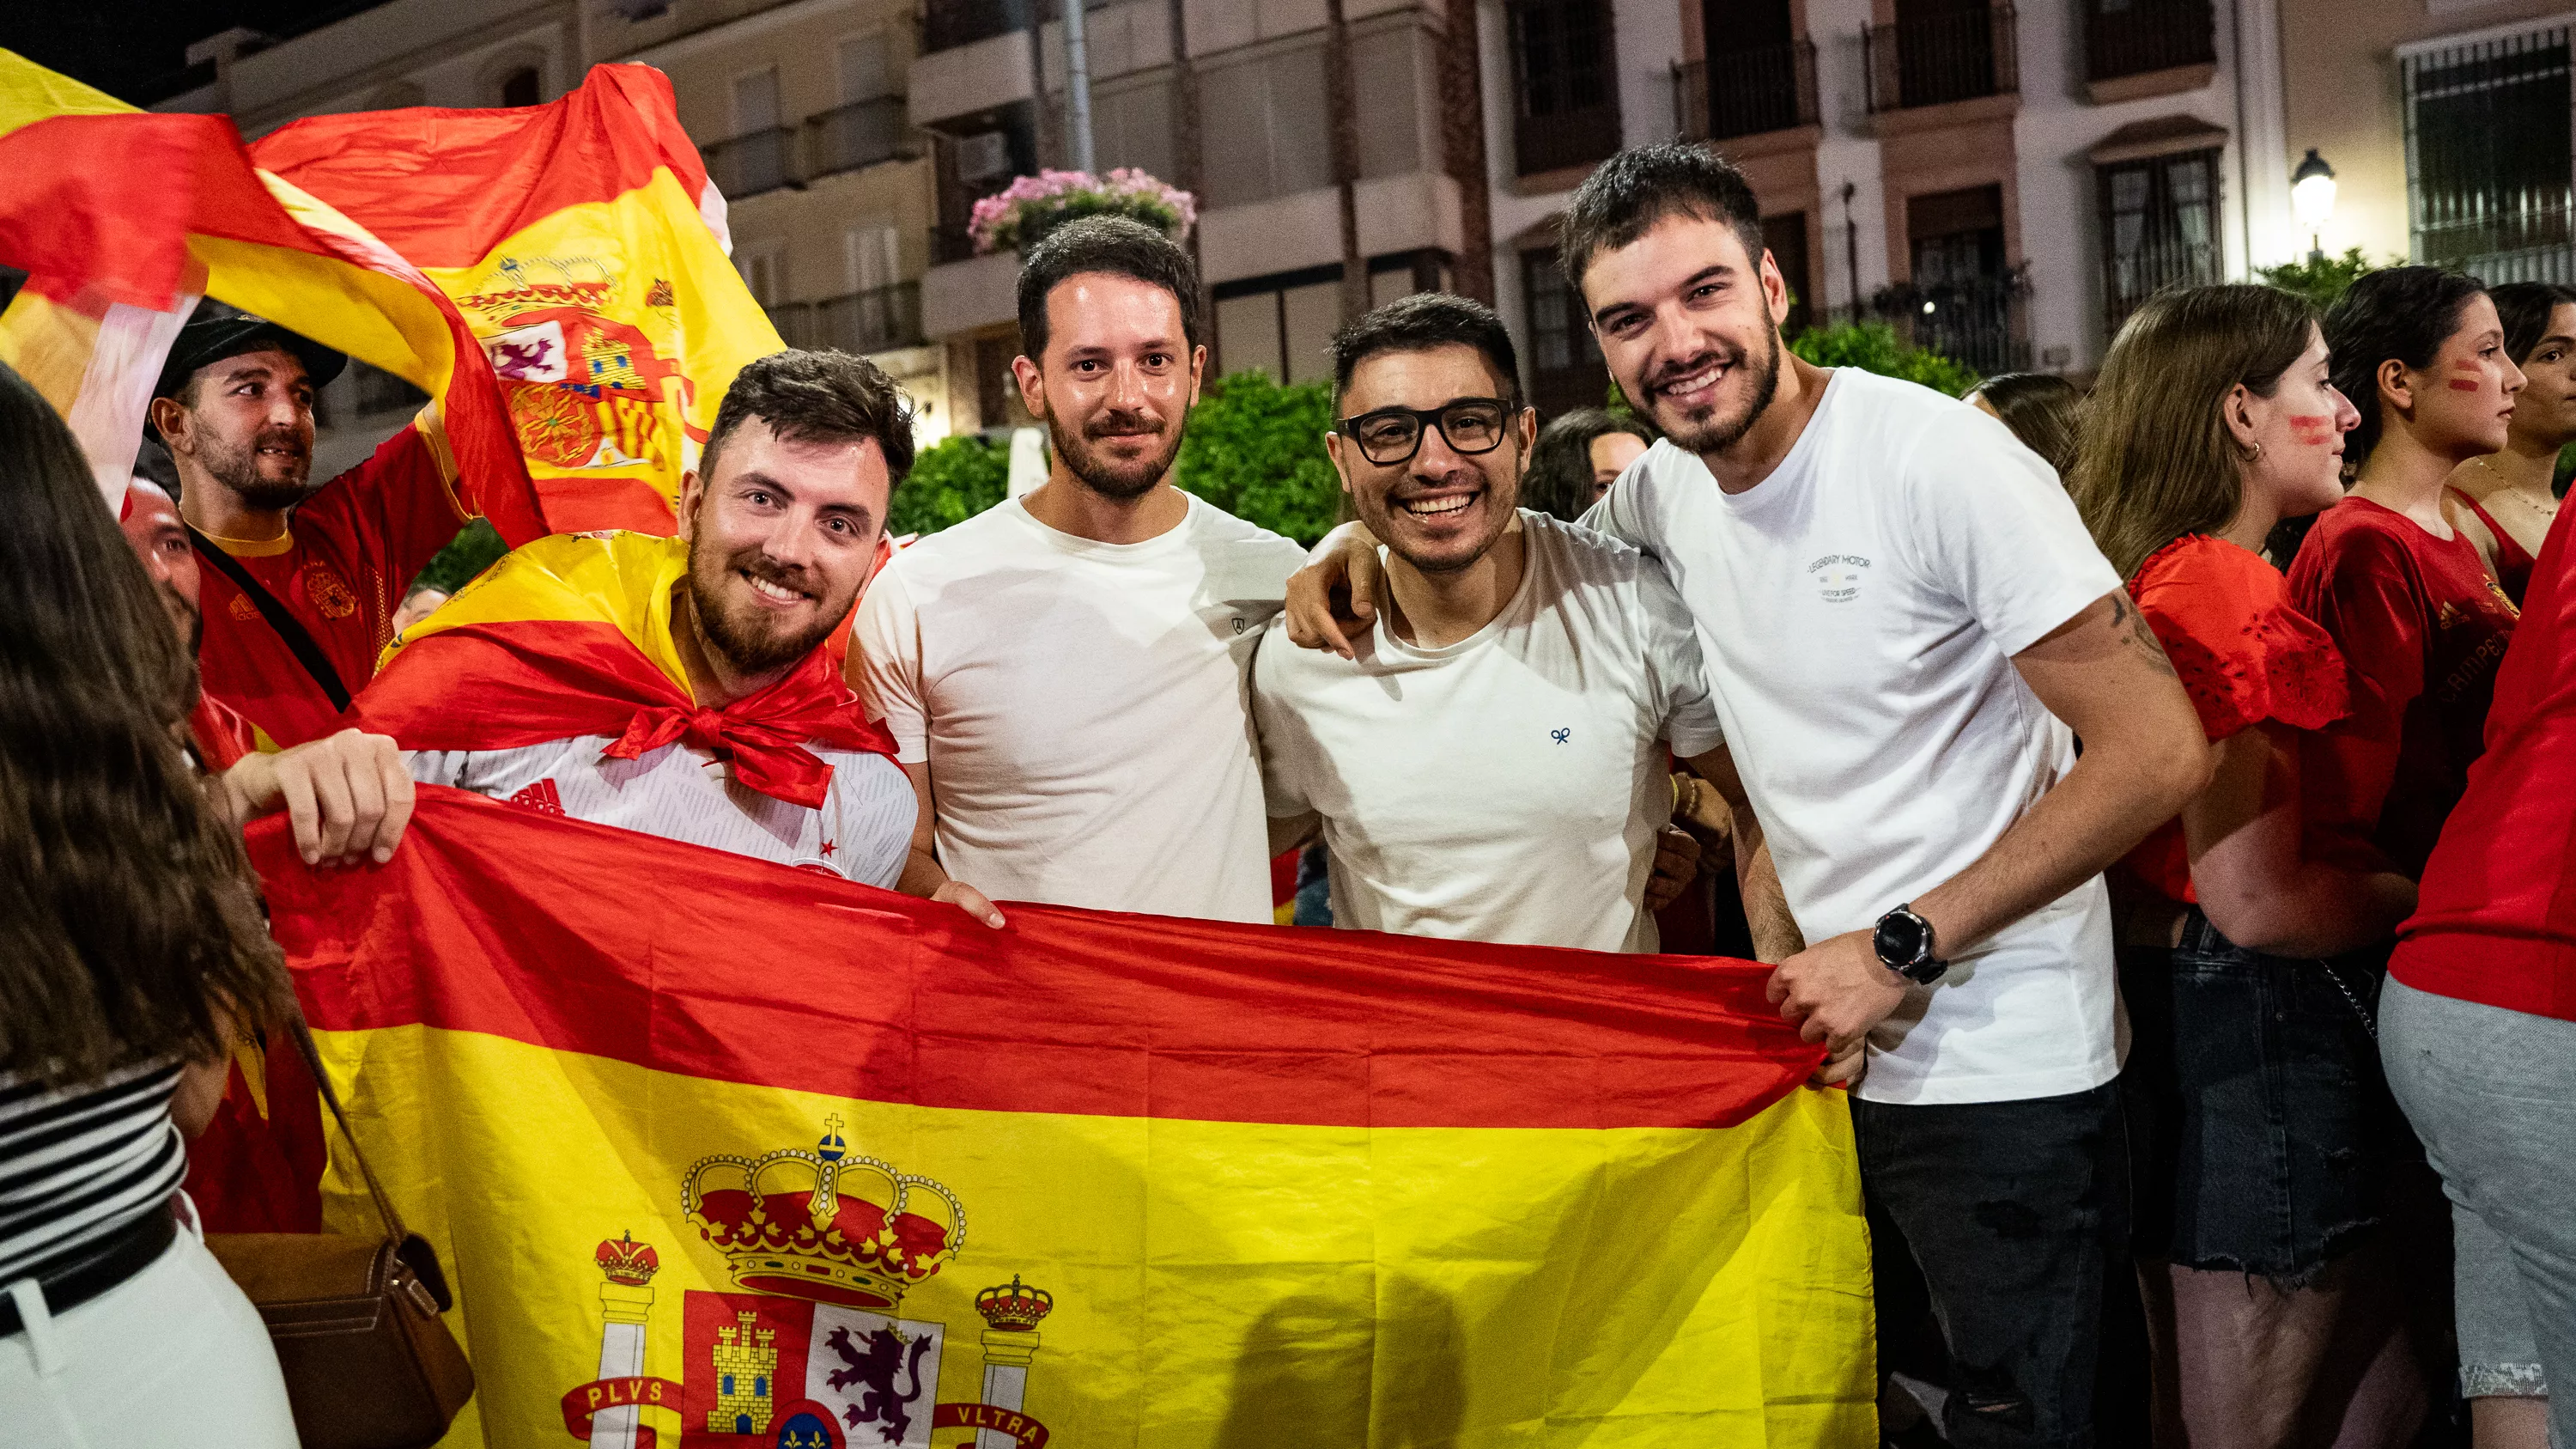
[
  {"xmin": 2444, "ymin": 279, "xmax": 2576, "ymax": 604},
  {"xmin": 2070, "ymin": 283, "xmax": 2419, "ymax": 1446},
  {"xmin": 0, "ymin": 360, "xmax": 301, "ymax": 1444}
]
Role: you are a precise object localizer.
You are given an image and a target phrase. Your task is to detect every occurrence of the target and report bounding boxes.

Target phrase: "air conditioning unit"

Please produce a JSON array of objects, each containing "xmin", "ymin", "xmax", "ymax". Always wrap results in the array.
[{"xmin": 955, "ymin": 131, "xmax": 1011, "ymax": 183}]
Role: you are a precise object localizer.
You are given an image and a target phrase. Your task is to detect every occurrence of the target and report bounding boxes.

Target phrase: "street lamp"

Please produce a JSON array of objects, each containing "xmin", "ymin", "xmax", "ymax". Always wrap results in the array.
[{"xmin": 2291, "ymin": 149, "xmax": 2337, "ymax": 265}]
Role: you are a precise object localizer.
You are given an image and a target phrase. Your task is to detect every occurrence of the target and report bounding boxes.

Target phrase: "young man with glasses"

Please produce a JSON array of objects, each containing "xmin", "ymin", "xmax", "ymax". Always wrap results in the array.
[
  {"xmin": 1252, "ymin": 293, "xmax": 1798, "ymax": 961},
  {"xmin": 850, "ymin": 216, "xmax": 1307, "ymax": 926},
  {"xmin": 1285, "ymin": 148, "xmax": 2209, "ymax": 1446}
]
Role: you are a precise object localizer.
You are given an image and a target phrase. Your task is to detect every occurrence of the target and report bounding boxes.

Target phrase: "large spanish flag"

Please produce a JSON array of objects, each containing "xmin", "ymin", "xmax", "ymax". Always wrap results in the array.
[
  {"xmin": 0, "ymin": 50, "xmax": 544, "ymax": 539},
  {"xmin": 252, "ymin": 792, "xmax": 1874, "ymax": 1448},
  {"xmin": 251, "ymin": 65, "xmax": 781, "ymax": 535}
]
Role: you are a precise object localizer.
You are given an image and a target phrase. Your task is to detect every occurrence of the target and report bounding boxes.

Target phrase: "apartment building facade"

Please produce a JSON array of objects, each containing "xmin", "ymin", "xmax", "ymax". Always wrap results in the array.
[{"xmin": 2274, "ymin": 0, "xmax": 2576, "ymax": 288}]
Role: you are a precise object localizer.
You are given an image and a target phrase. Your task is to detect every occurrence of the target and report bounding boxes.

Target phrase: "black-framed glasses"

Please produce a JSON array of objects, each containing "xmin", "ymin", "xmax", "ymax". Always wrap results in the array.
[{"xmin": 1334, "ymin": 398, "xmax": 1514, "ymax": 466}]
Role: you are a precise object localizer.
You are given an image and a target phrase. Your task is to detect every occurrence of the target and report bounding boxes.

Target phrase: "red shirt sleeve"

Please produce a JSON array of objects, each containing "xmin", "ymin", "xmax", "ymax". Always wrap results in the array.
[
  {"xmin": 2132, "ymin": 536, "xmax": 2350, "ymax": 742},
  {"xmin": 325, "ymin": 418, "xmax": 471, "ymax": 590}
]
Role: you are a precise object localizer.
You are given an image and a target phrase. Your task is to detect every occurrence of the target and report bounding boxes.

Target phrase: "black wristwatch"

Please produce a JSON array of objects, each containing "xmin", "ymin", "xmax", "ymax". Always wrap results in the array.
[{"xmin": 1873, "ymin": 904, "xmax": 1947, "ymax": 985}]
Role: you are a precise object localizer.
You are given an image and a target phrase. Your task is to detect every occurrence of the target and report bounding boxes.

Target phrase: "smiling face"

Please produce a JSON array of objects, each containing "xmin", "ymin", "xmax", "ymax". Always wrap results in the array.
[
  {"xmin": 153, "ymin": 348, "xmax": 319, "ymax": 511},
  {"xmin": 2237, "ymin": 324, "xmax": 2360, "ymax": 524},
  {"xmin": 1577, "ymin": 213, "xmax": 1787, "ymax": 457},
  {"xmin": 1014, "ymin": 271, "xmax": 1203, "ymax": 500},
  {"xmin": 2509, "ymin": 301, "xmax": 2576, "ymax": 451},
  {"xmin": 677, "ymin": 416, "xmax": 890, "ymax": 680},
  {"xmin": 1328, "ymin": 344, "xmax": 1535, "ymax": 575},
  {"xmin": 2397, "ymin": 292, "xmax": 2524, "ymax": 460}
]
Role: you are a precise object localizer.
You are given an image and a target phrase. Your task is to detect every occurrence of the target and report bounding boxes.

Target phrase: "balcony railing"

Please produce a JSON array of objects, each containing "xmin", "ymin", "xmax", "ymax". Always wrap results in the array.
[
  {"xmin": 1873, "ymin": 270, "xmax": 2029, "ymax": 376},
  {"xmin": 1866, "ymin": 3, "xmax": 2019, "ymax": 113},
  {"xmin": 924, "ymin": 0, "xmax": 1028, "ymax": 54},
  {"xmin": 2086, "ymin": 0, "xmax": 2214, "ymax": 83},
  {"xmin": 1517, "ymin": 101, "xmax": 1623, "ymax": 177},
  {"xmin": 766, "ymin": 283, "xmax": 925, "ymax": 356},
  {"xmin": 807, "ymin": 96, "xmax": 912, "ymax": 180},
  {"xmin": 1674, "ymin": 42, "xmax": 1819, "ymax": 143},
  {"xmin": 706, "ymin": 126, "xmax": 799, "ymax": 199}
]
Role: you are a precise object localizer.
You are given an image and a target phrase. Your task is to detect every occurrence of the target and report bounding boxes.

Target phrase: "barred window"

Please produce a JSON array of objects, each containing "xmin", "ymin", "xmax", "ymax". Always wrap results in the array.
[
  {"xmin": 2098, "ymin": 149, "xmax": 2221, "ymax": 333},
  {"xmin": 2403, "ymin": 27, "xmax": 2573, "ymax": 283}
]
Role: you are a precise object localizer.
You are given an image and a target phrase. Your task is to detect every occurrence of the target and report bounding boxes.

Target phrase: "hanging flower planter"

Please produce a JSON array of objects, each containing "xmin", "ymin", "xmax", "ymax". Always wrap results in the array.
[{"xmin": 968, "ymin": 168, "xmax": 1198, "ymax": 256}]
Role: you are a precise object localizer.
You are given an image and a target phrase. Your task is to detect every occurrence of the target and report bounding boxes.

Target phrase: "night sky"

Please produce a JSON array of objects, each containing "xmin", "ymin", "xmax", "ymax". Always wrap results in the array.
[{"xmin": 0, "ymin": 1, "xmax": 386, "ymax": 103}]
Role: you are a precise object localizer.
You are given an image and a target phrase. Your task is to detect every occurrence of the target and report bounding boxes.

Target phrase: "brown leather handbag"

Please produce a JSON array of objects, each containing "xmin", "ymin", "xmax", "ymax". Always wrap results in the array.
[{"xmin": 204, "ymin": 1020, "xmax": 475, "ymax": 1449}]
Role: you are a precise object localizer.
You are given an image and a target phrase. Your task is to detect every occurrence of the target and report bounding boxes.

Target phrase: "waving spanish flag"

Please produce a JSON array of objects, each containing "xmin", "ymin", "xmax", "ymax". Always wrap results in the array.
[
  {"xmin": 251, "ymin": 65, "xmax": 781, "ymax": 535},
  {"xmin": 252, "ymin": 791, "xmax": 1876, "ymax": 1448},
  {"xmin": 0, "ymin": 50, "xmax": 545, "ymax": 539}
]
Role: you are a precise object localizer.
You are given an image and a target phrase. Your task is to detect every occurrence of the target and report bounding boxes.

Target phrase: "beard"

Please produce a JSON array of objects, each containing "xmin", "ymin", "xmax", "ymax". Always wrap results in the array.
[
  {"xmin": 1640, "ymin": 327, "xmax": 1783, "ymax": 456},
  {"xmin": 158, "ymin": 579, "xmax": 203, "ymax": 654},
  {"xmin": 684, "ymin": 538, "xmax": 849, "ymax": 677},
  {"xmin": 197, "ymin": 423, "xmax": 319, "ymax": 511},
  {"xmin": 1046, "ymin": 404, "xmax": 1181, "ymax": 500}
]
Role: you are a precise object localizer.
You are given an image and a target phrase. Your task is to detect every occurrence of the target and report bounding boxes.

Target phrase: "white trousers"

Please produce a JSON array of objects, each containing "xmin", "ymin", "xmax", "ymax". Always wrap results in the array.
[{"xmin": 0, "ymin": 1210, "xmax": 298, "ymax": 1448}]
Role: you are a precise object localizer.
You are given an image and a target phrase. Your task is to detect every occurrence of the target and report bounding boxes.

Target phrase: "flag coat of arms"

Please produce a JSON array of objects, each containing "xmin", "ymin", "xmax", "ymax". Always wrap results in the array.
[{"xmin": 253, "ymin": 791, "xmax": 1874, "ymax": 1448}]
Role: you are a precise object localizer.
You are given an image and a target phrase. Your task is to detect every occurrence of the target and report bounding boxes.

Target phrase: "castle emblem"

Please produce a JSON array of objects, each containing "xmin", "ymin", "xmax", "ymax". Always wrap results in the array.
[{"xmin": 560, "ymin": 1120, "xmax": 1057, "ymax": 1447}]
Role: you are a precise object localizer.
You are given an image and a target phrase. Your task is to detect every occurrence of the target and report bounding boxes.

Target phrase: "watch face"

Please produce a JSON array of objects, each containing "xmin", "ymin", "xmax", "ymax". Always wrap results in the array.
[{"xmin": 1874, "ymin": 911, "xmax": 1923, "ymax": 968}]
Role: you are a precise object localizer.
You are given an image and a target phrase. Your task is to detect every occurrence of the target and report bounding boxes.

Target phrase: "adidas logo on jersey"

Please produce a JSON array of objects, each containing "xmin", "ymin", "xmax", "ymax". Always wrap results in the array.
[{"xmin": 507, "ymin": 778, "xmax": 566, "ymax": 816}]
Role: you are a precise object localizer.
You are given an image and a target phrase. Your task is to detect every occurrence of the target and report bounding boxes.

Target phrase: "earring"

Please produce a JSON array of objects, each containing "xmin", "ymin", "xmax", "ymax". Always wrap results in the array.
[{"xmin": 2248, "ymin": 441, "xmax": 2264, "ymax": 461}]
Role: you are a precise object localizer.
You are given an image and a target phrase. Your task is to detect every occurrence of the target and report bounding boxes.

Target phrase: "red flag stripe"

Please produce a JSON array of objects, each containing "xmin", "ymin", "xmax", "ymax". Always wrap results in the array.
[{"xmin": 252, "ymin": 789, "xmax": 1823, "ymax": 1132}]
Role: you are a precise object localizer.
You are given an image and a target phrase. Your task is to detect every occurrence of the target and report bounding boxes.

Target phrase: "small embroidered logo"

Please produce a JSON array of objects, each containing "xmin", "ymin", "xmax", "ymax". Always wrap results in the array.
[
  {"xmin": 1808, "ymin": 553, "xmax": 1870, "ymax": 603},
  {"xmin": 1550, "ymin": 728, "xmax": 1571, "ymax": 745}
]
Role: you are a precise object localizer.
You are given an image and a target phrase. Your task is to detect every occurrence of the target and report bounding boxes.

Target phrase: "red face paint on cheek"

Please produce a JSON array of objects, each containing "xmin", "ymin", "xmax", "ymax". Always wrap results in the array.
[
  {"xmin": 2288, "ymin": 414, "xmax": 2336, "ymax": 445},
  {"xmin": 2448, "ymin": 379, "xmax": 2484, "ymax": 392},
  {"xmin": 2449, "ymin": 358, "xmax": 2486, "ymax": 391}
]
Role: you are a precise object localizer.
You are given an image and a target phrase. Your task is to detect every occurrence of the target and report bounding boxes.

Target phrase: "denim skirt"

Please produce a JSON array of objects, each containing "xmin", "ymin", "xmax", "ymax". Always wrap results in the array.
[{"xmin": 2118, "ymin": 910, "xmax": 2398, "ymax": 1282}]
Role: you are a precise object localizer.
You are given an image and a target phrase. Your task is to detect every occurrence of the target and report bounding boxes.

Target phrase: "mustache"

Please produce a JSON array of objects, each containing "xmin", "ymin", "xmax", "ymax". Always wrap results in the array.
[
  {"xmin": 1643, "ymin": 346, "xmax": 1746, "ymax": 391},
  {"xmin": 1084, "ymin": 409, "xmax": 1164, "ymax": 440},
  {"xmin": 735, "ymin": 552, "xmax": 817, "ymax": 598},
  {"xmin": 249, "ymin": 425, "xmax": 308, "ymax": 457}
]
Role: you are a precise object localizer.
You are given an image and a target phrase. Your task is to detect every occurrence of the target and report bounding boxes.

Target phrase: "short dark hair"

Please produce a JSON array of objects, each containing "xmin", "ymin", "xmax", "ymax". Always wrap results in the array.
[
  {"xmin": 702, "ymin": 348, "xmax": 916, "ymax": 486},
  {"xmin": 1558, "ymin": 143, "xmax": 1766, "ymax": 301},
  {"xmin": 1327, "ymin": 292, "xmax": 1522, "ymax": 407},
  {"xmin": 1524, "ymin": 407, "xmax": 1654, "ymax": 521},
  {"xmin": 2323, "ymin": 265, "xmax": 2489, "ymax": 466},
  {"xmin": 2490, "ymin": 280, "xmax": 2576, "ymax": 365},
  {"xmin": 1015, "ymin": 216, "xmax": 1203, "ymax": 363}
]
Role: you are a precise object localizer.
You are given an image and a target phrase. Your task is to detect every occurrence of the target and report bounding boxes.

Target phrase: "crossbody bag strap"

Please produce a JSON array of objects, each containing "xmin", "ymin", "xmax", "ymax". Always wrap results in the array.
[
  {"xmin": 283, "ymin": 1014, "xmax": 408, "ymax": 1242},
  {"xmin": 281, "ymin": 1014, "xmax": 457, "ymax": 1311},
  {"xmin": 187, "ymin": 527, "xmax": 354, "ymax": 713}
]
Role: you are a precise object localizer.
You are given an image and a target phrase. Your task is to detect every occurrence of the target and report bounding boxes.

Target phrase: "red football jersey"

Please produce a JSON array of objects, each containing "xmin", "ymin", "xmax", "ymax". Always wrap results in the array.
[{"xmin": 194, "ymin": 424, "xmax": 467, "ymax": 747}]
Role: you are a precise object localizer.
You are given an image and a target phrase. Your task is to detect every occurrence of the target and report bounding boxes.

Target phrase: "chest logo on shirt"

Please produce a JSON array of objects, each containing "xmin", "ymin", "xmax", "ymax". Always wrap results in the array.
[
  {"xmin": 507, "ymin": 778, "xmax": 566, "ymax": 816},
  {"xmin": 1550, "ymin": 727, "xmax": 1571, "ymax": 745},
  {"xmin": 1808, "ymin": 553, "xmax": 1871, "ymax": 604},
  {"xmin": 228, "ymin": 593, "xmax": 260, "ymax": 622},
  {"xmin": 301, "ymin": 563, "xmax": 359, "ymax": 620}
]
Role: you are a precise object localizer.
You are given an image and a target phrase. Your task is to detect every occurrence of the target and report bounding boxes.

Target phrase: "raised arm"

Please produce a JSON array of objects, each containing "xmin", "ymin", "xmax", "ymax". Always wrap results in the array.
[{"xmin": 1767, "ymin": 589, "xmax": 2210, "ymax": 1046}]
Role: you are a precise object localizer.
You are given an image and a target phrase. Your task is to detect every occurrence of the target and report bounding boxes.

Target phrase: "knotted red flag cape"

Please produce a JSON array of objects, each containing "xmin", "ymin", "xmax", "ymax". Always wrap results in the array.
[{"xmin": 354, "ymin": 530, "xmax": 892, "ymax": 808}]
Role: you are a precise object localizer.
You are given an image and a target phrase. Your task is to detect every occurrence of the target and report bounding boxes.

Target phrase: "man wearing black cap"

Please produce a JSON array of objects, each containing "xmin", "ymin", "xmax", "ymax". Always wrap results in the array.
[{"xmin": 149, "ymin": 301, "xmax": 474, "ymax": 746}]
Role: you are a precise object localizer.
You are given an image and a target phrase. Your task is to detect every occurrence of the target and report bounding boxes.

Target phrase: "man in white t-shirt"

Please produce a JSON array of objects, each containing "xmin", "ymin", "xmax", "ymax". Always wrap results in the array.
[
  {"xmin": 851, "ymin": 217, "xmax": 1306, "ymax": 926},
  {"xmin": 1288, "ymin": 148, "xmax": 2208, "ymax": 1447},
  {"xmin": 1254, "ymin": 292, "xmax": 1747, "ymax": 954}
]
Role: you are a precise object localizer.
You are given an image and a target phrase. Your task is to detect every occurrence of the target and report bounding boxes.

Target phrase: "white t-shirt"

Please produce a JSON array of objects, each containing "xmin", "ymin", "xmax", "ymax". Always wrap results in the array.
[
  {"xmin": 1587, "ymin": 367, "xmax": 2126, "ymax": 1105},
  {"xmin": 851, "ymin": 492, "xmax": 1307, "ymax": 922},
  {"xmin": 1252, "ymin": 512, "xmax": 1726, "ymax": 953},
  {"xmin": 410, "ymin": 737, "xmax": 913, "ymax": 886}
]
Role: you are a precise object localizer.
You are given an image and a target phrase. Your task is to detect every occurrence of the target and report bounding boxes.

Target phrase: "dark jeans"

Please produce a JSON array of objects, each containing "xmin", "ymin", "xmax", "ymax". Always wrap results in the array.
[{"xmin": 1853, "ymin": 1082, "xmax": 2130, "ymax": 1449}]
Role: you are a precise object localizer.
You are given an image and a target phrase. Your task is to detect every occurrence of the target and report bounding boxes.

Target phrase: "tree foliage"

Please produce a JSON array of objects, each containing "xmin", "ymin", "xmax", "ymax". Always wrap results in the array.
[
  {"xmin": 890, "ymin": 432, "xmax": 1012, "ymax": 538},
  {"xmin": 1787, "ymin": 321, "xmax": 1981, "ymax": 397},
  {"xmin": 410, "ymin": 517, "xmax": 507, "ymax": 596},
  {"xmin": 2254, "ymin": 247, "xmax": 2381, "ymax": 314},
  {"xmin": 1175, "ymin": 369, "xmax": 1345, "ymax": 545}
]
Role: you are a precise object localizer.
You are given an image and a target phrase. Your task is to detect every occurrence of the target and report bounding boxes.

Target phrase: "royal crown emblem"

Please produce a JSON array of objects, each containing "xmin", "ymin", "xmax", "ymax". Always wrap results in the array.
[
  {"xmin": 975, "ymin": 1275, "xmax": 1054, "ymax": 1333},
  {"xmin": 683, "ymin": 1117, "xmax": 966, "ymax": 1310},
  {"xmin": 594, "ymin": 1230, "xmax": 660, "ymax": 1286}
]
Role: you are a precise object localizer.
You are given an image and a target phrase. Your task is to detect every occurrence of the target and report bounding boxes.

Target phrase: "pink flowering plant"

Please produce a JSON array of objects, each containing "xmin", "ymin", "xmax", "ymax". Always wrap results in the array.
[{"xmin": 968, "ymin": 167, "xmax": 1197, "ymax": 255}]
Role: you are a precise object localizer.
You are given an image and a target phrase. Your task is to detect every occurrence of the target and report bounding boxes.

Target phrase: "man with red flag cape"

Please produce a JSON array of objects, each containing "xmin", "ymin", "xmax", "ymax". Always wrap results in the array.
[{"xmin": 356, "ymin": 350, "xmax": 915, "ymax": 883}]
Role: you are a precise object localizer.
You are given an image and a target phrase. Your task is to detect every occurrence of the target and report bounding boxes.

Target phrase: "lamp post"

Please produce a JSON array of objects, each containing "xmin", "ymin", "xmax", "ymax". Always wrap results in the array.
[{"xmin": 2291, "ymin": 149, "xmax": 2337, "ymax": 265}]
